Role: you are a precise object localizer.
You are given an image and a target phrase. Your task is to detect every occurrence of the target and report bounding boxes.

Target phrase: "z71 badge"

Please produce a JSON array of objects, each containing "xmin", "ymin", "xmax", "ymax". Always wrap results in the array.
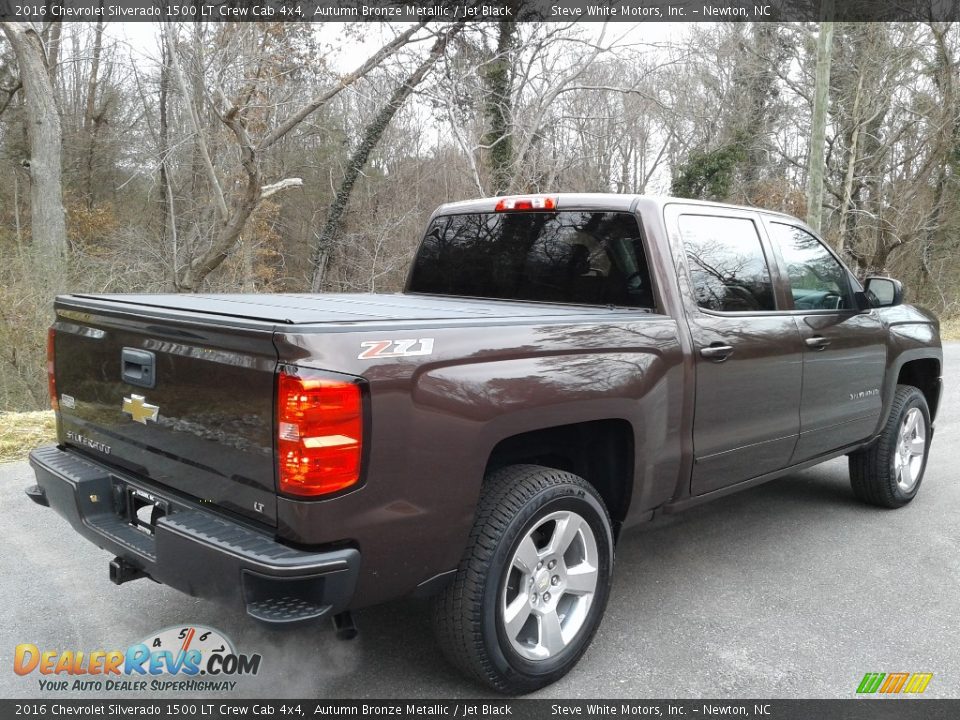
[{"xmin": 358, "ymin": 338, "xmax": 434, "ymax": 360}]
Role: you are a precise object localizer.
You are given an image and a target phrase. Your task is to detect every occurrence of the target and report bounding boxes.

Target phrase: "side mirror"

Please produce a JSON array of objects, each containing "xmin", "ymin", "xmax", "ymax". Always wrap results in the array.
[{"xmin": 863, "ymin": 277, "xmax": 903, "ymax": 308}]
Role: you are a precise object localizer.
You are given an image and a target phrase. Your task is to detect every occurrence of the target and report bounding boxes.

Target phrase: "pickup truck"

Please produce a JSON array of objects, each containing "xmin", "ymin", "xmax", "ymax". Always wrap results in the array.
[{"xmin": 28, "ymin": 194, "xmax": 942, "ymax": 693}]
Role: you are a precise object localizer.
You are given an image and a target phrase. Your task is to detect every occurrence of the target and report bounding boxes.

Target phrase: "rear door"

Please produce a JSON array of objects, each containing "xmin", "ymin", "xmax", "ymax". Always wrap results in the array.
[
  {"xmin": 53, "ymin": 299, "xmax": 280, "ymax": 525},
  {"xmin": 668, "ymin": 206, "xmax": 804, "ymax": 496},
  {"xmin": 762, "ymin": 220, "xmax": 886, "ymax": 461}
]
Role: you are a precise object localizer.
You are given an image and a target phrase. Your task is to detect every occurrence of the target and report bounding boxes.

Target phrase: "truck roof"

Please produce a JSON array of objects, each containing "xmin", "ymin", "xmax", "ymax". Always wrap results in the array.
[{"xmin": 434, "ymin": 193, "xmax": 799, "ymax": 222}]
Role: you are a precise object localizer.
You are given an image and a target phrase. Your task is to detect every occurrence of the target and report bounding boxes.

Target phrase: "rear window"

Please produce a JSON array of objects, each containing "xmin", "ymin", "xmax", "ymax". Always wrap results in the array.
[
  {"xmin": 407, "ymin": 211, "xmax": 654, "ymax": 308},
  {"xmin": 679, "ymin": 214, "xmax": 776, "ymax": 313}
]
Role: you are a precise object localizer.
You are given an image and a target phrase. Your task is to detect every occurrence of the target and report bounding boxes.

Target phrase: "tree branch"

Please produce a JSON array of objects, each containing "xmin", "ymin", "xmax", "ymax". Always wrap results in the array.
[
  {"xmin": 258, "ymin": 22, "xmax": 429, "ymax": 152},
  {"xmin": 309, "ymin": 22, "xmax": 464, "ymax": 292},
  {"xmin": 261, "ymin": 178, "xmax": 303, "ymax": 199},
  {"xmin": 0, "ymin": 79, "xmax": 21, "ymax": 118}
]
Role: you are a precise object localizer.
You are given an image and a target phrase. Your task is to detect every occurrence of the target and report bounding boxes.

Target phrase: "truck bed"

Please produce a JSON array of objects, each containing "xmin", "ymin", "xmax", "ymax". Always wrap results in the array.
[{"xmin": 51, "ymin": 291, "xmax": 654, "ymax": 531}]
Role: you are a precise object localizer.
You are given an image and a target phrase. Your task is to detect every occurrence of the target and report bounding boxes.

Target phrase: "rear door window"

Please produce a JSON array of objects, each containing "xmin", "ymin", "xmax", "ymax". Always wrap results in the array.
[
  {"xmin": 679, "ymin": 214, "xmax": 776, "ymax": 312},
  {"xmin": 408, "ymin": 211, "xmax": 654, "ymax": 308}
]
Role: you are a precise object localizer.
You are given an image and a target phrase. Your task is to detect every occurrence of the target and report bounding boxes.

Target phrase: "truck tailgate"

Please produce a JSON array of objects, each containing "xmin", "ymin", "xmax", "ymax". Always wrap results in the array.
[{"xmin": 52, "ymin": 297, "xmax": 279, "ymax": 525}]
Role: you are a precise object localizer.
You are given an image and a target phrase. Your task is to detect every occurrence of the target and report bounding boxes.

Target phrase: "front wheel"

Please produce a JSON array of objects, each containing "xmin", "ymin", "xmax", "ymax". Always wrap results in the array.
[
  {"xmin": 433, "ymin": 465, "xmax": 614, "ymax": 694},
  {"xmin": 849, "ymin": 384, "xmax": 931, "ymax": 508}
]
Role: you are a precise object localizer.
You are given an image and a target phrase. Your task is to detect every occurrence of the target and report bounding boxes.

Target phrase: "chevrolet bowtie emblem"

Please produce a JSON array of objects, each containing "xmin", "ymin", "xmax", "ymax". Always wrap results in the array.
[{"xmin": 122, "ymin": 394, "xmax": 159, "ymax": 424}]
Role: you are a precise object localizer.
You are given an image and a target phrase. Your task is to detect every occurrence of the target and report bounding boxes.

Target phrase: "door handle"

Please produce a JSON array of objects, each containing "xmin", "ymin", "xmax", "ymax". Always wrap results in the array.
[
  {"xmin": 700, "ymin": 344, "xmax": 734, "ymax": 362},
  {"xmin": 805, "ymin": 336, "xmax": 831, "ymax": 350}
]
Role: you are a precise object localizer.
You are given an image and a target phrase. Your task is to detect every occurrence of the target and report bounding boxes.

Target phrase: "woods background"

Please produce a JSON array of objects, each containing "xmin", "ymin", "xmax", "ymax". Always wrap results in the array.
[{"xmin": 0, "ymin": 19, "xmax": 958, "ymax": 411}]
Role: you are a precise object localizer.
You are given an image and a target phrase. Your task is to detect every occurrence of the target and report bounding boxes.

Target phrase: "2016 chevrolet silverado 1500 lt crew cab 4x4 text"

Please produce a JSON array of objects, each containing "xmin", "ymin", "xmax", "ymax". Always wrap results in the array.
[{"xmin": 28, "ymin": 194, "xmax": 942, "ymax": 693}]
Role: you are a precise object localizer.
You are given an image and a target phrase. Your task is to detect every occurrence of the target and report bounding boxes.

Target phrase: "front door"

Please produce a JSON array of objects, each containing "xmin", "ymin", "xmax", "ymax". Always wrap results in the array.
[
  {"xmin": 671, "ymin": 207, "xmax": 804, "ymax": 496},
  {"xmin": 763, "ymin": 221, "xmax": 887, "ymax": 461}
]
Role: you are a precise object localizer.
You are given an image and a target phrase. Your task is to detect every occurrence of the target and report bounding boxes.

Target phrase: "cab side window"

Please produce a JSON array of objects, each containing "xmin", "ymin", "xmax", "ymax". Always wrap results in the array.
[
  {"xmin": 679, "ymin": 214, "xmax": 776, "ymax": 312},
  {"xmin": 768, "ymin": 223, "xmax": 853, "ymax": 310}
]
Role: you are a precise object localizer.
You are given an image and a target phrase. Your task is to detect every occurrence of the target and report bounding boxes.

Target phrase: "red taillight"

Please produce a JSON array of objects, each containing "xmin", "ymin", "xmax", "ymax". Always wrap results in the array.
[
  {"xmin": 47, "ymin": 328, "xmax": 58, "ymax": 412},
  {"xmin": 494, "ymin": 195, "xmax": 557, "ymax": 212},
  {"xmin": 276, "ymin": 369, "xmax": 363, "ymax": 497}
]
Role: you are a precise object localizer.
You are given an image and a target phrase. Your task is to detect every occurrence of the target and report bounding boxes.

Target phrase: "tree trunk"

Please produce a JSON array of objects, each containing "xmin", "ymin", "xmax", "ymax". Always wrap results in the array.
[
  {"xmin": 837, "ymin": 72, "xmax": 863, "ymax": 261},
  {"xmin": 483, "ymin": 19, "xmax": 517, "ymax": 195},
  {"xmin": 177, "ymin": 137, "xmax": 261, "ymax": 293},
  {"xmin": 158, "ymin": 32, "xmax": 177, "ymax": 290},
  {"xmin": 731, "ymin": 23, "xmax": 780, "ymax": 203},
  {"xmin": 13, "ymin": 169, "xmax": 22, "ymax": 249},
  {"xmin": 309, "ymin": 23, "xmax": 464, "ymax": 293},
  {"xmin": 82, "ymin": 20, "xmax": 104, "ymax": 208},
  {"xmin": 43, "ymin": 22, "xmax": 61, "ymax": 88},
  {"xmin": 805, "ymin": 12, "xmax": 835, "ymax": 232},
  {"xmin": 0, "ymin": 23, "xmax": 68, "ymax": 269}
]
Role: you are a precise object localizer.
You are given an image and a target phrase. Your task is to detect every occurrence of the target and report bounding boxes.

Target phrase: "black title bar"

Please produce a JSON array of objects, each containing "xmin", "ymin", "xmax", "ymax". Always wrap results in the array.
[
  {"xmin": 2, "ymin": 700, "xmax": 958, "ymax": 720},
  {"xmin": 0, "ymin": 0, "xmax": 957, "ymax": 22}
]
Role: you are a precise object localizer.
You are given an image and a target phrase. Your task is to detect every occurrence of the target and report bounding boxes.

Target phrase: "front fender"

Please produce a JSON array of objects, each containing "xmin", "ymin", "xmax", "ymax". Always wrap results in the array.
[{"xmin": 873, "ymin": 305, "xmax": 942, "ymax": 435}]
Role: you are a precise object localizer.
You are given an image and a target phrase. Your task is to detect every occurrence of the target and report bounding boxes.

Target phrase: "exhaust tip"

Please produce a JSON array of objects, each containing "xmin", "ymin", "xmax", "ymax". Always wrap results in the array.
[
  {"xmin": 333, "ymin": 611, "xmax": 358, "ymax": 640},
  {"xmin": 25, "ymin": 485, "xmax": 49, "ymax": 507}
]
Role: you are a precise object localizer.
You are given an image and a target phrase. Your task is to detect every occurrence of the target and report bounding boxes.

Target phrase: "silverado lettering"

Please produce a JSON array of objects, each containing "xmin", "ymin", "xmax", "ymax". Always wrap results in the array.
[{"xmin": 28, "ymin": 194, "xmax": 942, "ymax": 694}]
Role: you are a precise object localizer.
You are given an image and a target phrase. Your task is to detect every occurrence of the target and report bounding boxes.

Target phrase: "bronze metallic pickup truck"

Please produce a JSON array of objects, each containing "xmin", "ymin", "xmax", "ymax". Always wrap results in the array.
[{"xmin": 28, "ymin": 194, "xmax": 942, "ymax": 693}]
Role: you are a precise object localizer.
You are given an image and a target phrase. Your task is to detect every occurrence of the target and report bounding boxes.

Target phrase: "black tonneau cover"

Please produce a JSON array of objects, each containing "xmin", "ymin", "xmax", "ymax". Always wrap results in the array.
[{"xmin": 70, "ymin": 292, "xmax": 627, "ymax": 325}]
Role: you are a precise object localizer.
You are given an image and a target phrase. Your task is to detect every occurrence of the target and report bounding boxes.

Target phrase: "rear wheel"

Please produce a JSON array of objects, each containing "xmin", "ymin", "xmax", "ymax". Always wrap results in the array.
[
  {"xmin": 849, "ymin": 385, "xmax": 931, "ymax": 508},
  {"xmin": 433, "ymin": 465, "xmax": 614, "ymax": 694}
]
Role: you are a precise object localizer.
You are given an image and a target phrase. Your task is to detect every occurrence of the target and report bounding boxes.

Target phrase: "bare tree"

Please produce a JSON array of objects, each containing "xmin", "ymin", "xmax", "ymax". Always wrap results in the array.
[
  {"xmin": 163, "ymin": 22, "xmax": 428, "ymax": 292},
  {"xmin": 309, "ymin": 22, "xmax": 465, "ymax": 292},
  {"xmin": 0, "ymin": 22, "xmax": 67, "ymax": 267},
  {"xmin": 4, "ymin": 21, "xmax": 960, "ymax": 410},
  {"xmin": 806, "ymin": 8, "xmax": 835, "ymax": 231},
  {"xmin": 483, "ymin": 18, "xmax": 517, "ymax": 194},
  {"xmin": 81, "ymin": 20, "xmax": 105, "ymax": 207}
]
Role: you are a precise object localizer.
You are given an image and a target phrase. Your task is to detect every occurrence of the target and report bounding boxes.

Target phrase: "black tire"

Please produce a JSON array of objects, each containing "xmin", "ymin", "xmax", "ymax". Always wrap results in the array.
[
  {"xmin": 849, "ymin": 385, "xmax": 931, "ymax": 508},
  {"xmin": 432, "ymin": 464, "xmax": 614, "ymax": 694}
]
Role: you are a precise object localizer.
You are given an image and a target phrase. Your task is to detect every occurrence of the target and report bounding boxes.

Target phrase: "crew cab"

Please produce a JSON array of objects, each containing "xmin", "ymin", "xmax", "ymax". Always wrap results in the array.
[{"xmin": 28, "ymin": 194, "xmax": 942, "ymax": 693}]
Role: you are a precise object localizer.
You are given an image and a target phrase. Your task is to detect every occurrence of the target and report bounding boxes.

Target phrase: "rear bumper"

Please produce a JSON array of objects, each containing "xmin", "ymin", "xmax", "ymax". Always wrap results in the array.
[{"xmin": 28, "ymin": 445, "xmax": 359, "ymax": 625}]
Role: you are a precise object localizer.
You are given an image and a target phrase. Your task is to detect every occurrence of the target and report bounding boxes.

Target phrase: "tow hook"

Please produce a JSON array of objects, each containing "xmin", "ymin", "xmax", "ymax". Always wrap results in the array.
[
  {"xmin": 109, "ymin": 557, "xmax": 148, "ymax": 585},
  {"xmin": 332, "ymin": 611, "xmax": 358, "ymax": 640}
]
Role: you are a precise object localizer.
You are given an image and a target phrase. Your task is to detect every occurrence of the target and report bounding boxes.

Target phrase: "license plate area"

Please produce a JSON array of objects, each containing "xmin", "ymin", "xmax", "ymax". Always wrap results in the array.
[{"xmin": 113, "ymin": 481, "xmax": 170, "ymax": 536}]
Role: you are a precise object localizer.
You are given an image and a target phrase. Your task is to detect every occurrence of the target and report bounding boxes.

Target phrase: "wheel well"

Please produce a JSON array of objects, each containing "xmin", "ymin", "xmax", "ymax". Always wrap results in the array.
[
  {"xmin": 485, "ymin": 420, "xmax": 634, "ymax": 526},
  {"xmin": 898, "ymin": 358, "xmax": 941, "ymax": 420}
]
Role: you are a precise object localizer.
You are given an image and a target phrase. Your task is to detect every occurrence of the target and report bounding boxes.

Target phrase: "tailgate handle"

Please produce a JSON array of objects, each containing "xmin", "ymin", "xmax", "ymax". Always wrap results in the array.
[{"xmin": 121, "ymin": 348, "xmax": 156, "ymax": 389}]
